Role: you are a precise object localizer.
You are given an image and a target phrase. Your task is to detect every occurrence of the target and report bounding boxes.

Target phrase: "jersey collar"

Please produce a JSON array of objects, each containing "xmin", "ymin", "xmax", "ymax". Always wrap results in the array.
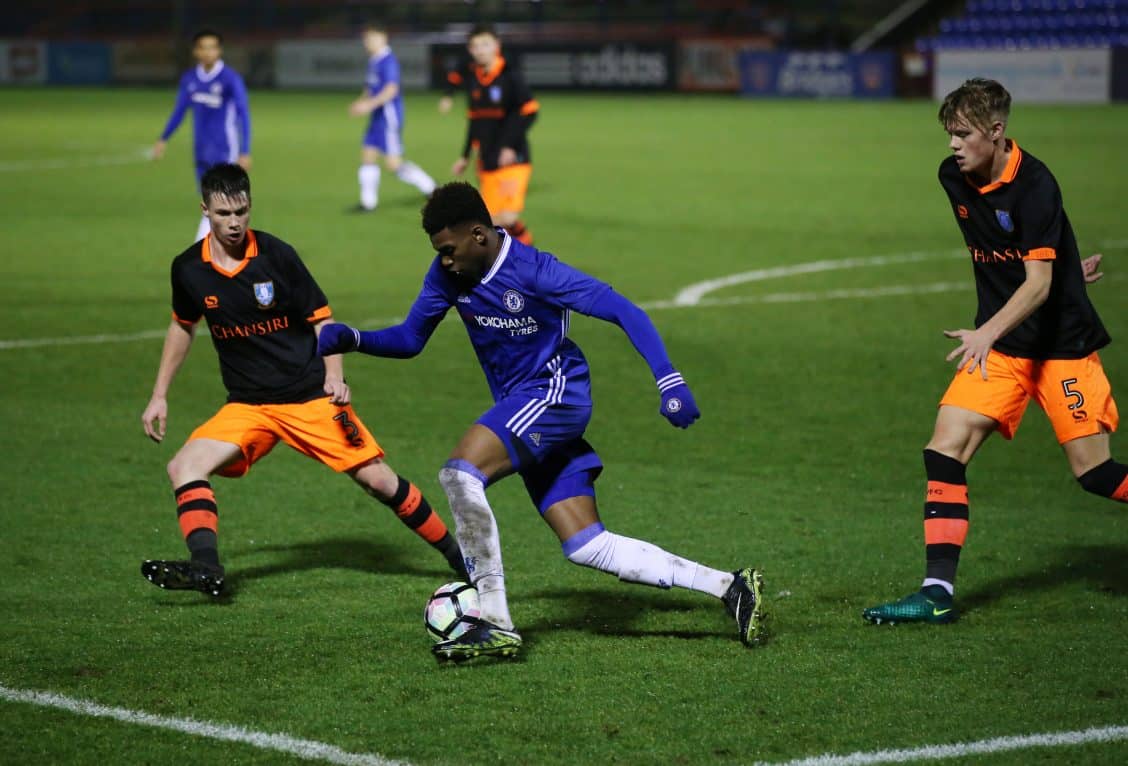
[
  {"xmin": 370, "ymin": 47, "xmax": 391, "ymax": 61},
  {"xmin": 966, "ymin": 139, "xmax": 1022, "ymax": 195},
  {"xmin": 196, "ymin": 60, "xmax": 225, "ymax": 82},
  {"xmin": 480, "ymin": 229, "xmax": 512, "ymax": 285},
  {"xmin": 474, "ymin": 56, "xmax": 505, "ymax": 86},
  {"xmin": 202, "ymin": 229, "xmax": 258, "ymax": 278}
]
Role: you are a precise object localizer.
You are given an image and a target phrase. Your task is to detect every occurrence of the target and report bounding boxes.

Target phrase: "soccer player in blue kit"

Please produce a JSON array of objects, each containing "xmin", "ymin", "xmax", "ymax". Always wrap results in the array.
[
  {"xmin": 152, "ymin": 30, "xmax": 251, "ymax": 242},
  {"xmin": 349, "ymin": 23, "xmax": 436, "ymax": 212},
  {"xmin": 318, "ymin": 182, "xmax": 765, "ymax": 660}
]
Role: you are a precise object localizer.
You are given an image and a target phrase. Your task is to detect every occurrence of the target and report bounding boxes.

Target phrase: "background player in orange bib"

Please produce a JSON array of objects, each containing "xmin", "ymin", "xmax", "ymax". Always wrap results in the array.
[
  {"xmin": 440, "ymin": 25, "xmax": 538, "ymax": 245},
  {"xmin": 864, "ymin": 78, "xmax": 1124, "ymax": 625},
  {"xmin": 140, "ymin": 163, "xmax": 464, "ymax": 597}
]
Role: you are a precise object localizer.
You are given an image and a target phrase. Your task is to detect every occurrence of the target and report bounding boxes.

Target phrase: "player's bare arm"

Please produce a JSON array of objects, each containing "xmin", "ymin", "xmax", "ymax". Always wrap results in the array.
[
  {"xmin": 314, "ymin": 318, "xmax": 350, "ymax": 405},
  {"xmin": 236, "ymin": 154, "xmax": 252, "ymax": 171},
  {"xmin": 142, "ymin": 320, "xmax": 196, "ymax": 443},
  {"xmin": 151, "ymin": 139, "xmax": 167, "ymax": 160},
  {"xmin": 944, "ymin": 259, "xmax": 1052, "ymax": 379},
  {"xmin": 350, "ymin": 83, "xmax": 398, "ymax": 117},
  {"xmin": 1082, "ymin": 253, "xmax": 1104, "ymax": 284}
]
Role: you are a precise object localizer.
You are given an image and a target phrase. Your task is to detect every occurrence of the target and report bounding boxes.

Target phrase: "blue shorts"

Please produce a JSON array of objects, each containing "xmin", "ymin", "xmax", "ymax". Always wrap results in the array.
[
  {"xmin": 363, "ymin": 112, "xmax": 403, "ymax": 156},
  {"xmin": 477, "ymin": 396, "xmax": 603, "ymax": 514}
]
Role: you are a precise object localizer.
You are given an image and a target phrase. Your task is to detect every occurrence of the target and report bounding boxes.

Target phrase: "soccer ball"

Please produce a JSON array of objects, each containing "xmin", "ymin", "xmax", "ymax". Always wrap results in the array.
[{"xmin": 424, "ymin": 581, "xmax": 481, "ymax": 643}]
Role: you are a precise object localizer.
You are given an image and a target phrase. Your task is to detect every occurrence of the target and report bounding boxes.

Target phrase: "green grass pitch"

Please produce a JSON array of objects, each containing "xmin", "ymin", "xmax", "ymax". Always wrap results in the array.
[{"xmin": 0, "ymin": 87, "xmax": 1126, "ymax": 765}]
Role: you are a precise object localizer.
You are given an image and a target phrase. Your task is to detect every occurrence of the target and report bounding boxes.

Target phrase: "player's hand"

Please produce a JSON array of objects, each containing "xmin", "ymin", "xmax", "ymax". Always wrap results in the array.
[
  {"xmin": 150, "ymin": 140, "xmax": 167, "ymax": 161},
  {"xmin": 237, "ymin": 154, "xmax": 252, "ymax": 171},
  {"xmin": 1082, "ymin": 253, "xmax": 1104, "ymax": 284},
  {"xmin": 142, "ymin": 395, "xmax": 168, "ymax": 443},
  {"xmin": 348, "ymin": 98, "xmax": 370, "ymax": 117},
  {"xmin": 451, "ymin": 157, "xmax": 469, "ymax": 176},
  {"xmin": 438, "ymin": 96, "xmax": 453, "ymax": 114},
  {"xmin": 498, "ymin": 148, "xmax": 518, "ymax": 167},
  {"xmin": 318, "ymin": 323, "xmax": 360, "ymax": 356},
  {"xmin": 324, "ymin": 376, "xmax": 351, "ymax": 405},
  {"xmin": 944, "ymin": 327, "xmax": 995, "ymax": 380},
  {"xmin": 657, "ymin": 371, "xmax": 700, "ymax": 429}
]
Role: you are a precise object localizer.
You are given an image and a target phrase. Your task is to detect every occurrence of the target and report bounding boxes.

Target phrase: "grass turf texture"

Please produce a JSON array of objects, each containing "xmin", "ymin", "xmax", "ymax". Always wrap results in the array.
[{"xmin": 0, "ymin": 88, "xmax": 1126, "ymax": 765}]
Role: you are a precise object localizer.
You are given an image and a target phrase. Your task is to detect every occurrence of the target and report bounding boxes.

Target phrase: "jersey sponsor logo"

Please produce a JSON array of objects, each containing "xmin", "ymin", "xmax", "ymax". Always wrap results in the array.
[
  {"xmin": 190, "ymin": 91, "xmax": 223, "ymax": 108},
  {"xmin": 957, "ymin": 204, "xmax": 969, "ymax": 219},
  {"xmin": 502, "ymin": 290, "xmax": 525, "ymax": 313},
  {"xmin": 967, "ymin": 245, "xmax": 1023, "ymax": 264},
  {"xmin": 210, "ymin": 315, "xmax": 290, "ymax": 341},
  {"xmin": 253, "ymin": 281, "xmax": 276, "ymax": 309},
  {"xmin": 489, "ymin": 85, "xmax": 502, "ymax": 102},
  {"xmin": 205, "ymin": 295, "xmax": 219, "ymax": 309},
  {"xmin": 471, "ymin": 313, "xmax": 540, "ymax": 337},
  {"xmin": 995, "ymin": 209, "xmax": 1014, "ymax": 232}
]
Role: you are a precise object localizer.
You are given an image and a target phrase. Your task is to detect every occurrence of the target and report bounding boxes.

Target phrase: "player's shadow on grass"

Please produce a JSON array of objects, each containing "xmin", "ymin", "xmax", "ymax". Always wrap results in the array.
[
  {"xmin": 959, "ymin": 543, "xmax": 1128, "ymax": 612},
  {"xmin": 230, "ymin": 536, "xmax": 444, "ymax": 586},
  {"xmin": 519, "ymin": 586, "xmax": 722, "ymax": 641}
]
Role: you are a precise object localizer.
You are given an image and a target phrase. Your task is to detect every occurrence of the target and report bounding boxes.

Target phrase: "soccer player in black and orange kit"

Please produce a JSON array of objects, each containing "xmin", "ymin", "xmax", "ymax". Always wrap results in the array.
[
  {"xmin": 864, "ymin": 79, "xmax": 1123, "ymax": 625},
  {"xmin": 440, "ymin": 25, "xmax": 538, "ymax": 245},
  {"xmin": 139, "ymin": 163, "xmax": 464, "ymax": 596}
]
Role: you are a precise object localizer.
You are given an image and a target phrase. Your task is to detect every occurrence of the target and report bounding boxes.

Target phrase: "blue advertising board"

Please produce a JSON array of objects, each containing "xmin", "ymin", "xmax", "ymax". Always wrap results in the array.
[
  {"xmin": 48, "ymin": 42, "xmax": 112, "ymax": 85},
  {"xmin": 738, "ymin": 51, "xmax": 895, "ymax": 99}
]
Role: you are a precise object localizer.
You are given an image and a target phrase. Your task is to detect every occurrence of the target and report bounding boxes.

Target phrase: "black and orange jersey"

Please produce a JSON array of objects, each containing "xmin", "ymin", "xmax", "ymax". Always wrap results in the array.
[
  {"xmin": 170, "ymin": 229, "xmax": 332, "ymax": 405},
  {"xmin": 447, "ymin": 56, "xmax": 538, "ymax": 171},
  {"xmin": 938, "ymin": 140, "xmax": 1109, "ymax": 360}
]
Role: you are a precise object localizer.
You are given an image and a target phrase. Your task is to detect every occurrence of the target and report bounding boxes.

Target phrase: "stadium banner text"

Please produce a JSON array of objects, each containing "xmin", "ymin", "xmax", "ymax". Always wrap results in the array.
[
  {"xmin": 738, "ymin": 51, "xmax": 895, "ymax": 98},
  {"xmin": 0, "ymin": 40, "xmax": 47, "ymax": 84},
  {"xmin": 431, "ymin": 42, "xmax": 677, "ymax": 90},
  {"xmin": 677, "ymin": 38, "xmax": 772, "ymax": 92},
  {"xmin": 934, "ymin": 48, "xmax": 1111, "ymax": 103},
  {"xmin": 275, "ymin": 39, "xmax": 428, "ymax": 89}
]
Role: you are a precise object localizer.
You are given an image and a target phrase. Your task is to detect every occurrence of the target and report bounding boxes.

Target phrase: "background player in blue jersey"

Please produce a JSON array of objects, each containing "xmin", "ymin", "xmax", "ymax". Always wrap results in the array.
[
  {"xmin": 152, "ymin": 30, "xmax": 252, "ymax": 242},
  {"xmin": 349, "ymin": 23, "xmax": 436, "ymax": 212},
  {"xmin": 318, "ymin": 182, "xmax": 765, "ymax": 660}
]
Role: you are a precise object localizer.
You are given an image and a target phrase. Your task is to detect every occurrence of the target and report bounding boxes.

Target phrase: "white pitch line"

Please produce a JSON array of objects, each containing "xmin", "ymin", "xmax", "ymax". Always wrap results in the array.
[
  {"xmin": 672, "ymin": 250, "xmax": 966, "ymax": 306},
  {"xmin": 753, "ymin": 723, "xmax": 1128, "ymax": 766},
  {"xmin": 0, "ymin": 148, "xmax": 152, "ymax": 173},
  {"xmin": 640, "ymin": 281, "xmax": 967, "ymax": 311},
  {"xmin": 0, "ymin": 684, "xmax": 409, "ymax": 766}
]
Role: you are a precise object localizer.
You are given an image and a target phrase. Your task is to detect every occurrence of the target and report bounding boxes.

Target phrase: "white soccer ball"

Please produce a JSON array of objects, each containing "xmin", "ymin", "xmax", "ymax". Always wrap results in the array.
[{"xmin": 424, "ymin": 581, "xmax": 481, "ymax": 643}]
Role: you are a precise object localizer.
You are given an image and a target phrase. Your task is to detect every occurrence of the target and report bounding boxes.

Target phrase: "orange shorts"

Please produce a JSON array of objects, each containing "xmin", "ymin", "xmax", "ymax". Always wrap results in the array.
[
  {"xmin": 188, "ymin": 397, "xmax": 384, "ymax": 478},
  {"xmin": 940, "ymin": 350, "xmax": 1119, "ymax": 443},
  {"xmin": 478, "ymin": 163, "xmax": 531, "ymax": 216}
]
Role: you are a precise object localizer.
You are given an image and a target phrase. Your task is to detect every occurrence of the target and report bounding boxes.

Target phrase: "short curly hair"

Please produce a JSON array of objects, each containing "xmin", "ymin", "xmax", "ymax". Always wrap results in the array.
[
  {"xmin": 421, "ymin": 182, "xmax": 493, "ymax": 236},
  {"xmin": 939, "ymin": 78, "xmax": 1011, "ymax": 134}
]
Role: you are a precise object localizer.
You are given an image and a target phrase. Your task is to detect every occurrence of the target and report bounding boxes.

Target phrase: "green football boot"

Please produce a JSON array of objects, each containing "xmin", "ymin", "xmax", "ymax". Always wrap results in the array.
[
  {"xmin": 722, "ymin": 567, "xmax": 767, "ymax": 646},
  {"xmin": 863, "ymin": 588, "xmax": 957, "ymax": 625},
  {"xmin": 432, "ymin": 620, "xmax": 522, "ymax": 663}
]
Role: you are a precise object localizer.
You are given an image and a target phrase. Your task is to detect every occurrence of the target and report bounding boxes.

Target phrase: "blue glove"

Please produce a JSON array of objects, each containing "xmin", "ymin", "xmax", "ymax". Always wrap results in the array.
[
  {"xmin": 656, "ymin": 370, "xmax": 700, "ymax": 428},
  {"xmin": 317, "ymin": 323, "xmax": 360, "ymax": 356}
]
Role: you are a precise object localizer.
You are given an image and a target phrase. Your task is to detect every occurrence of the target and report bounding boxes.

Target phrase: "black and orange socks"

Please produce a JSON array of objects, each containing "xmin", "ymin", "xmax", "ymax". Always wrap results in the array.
[
  {"xmin": 505, "ymin": 221, "xmax": 533, "ymax": 245},
  {"xmin": 922, "ymin": 449, "xmax": 969, "ymax": 595},
  {"xmin": 381, "ymin": 476, "xmax": 463, "ymax": 570},
  {"xmin": 1078, "ymin": 459, "xmax": 1128, "ymax": 502},
  {"xmin": 175, "ymin": 480, "xmax": 220, "ymax": 569}
]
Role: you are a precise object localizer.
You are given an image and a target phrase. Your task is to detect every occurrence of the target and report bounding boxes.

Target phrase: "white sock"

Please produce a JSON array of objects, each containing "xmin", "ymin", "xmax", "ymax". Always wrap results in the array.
[
  {"xmin": 922, "ymin": 577, "xmax": 954, "ymax": 596},
  {"xmin": 195, "ymin": 215, "xmax": 211, "ymax": 242},
  {"xmin": 358, "ymin": 164, "xmax": 380, "ymax": 210},
  {"xmin": 395, "ymin": 161, "xmax": 436, "ymax": 196},
  {"xmin": 438, "ymin": 464, "xmax": 513, "ymax": 630},
  {"xmin": 563, "ymin": 525, "xmax": 730, "ymax": 598}
]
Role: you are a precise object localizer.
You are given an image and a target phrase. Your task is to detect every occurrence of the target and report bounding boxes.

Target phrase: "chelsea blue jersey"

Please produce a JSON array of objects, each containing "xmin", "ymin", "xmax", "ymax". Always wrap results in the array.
[
  {"xmin": 160, "ymin": 61, "xmax": 251, "ymax": 164},
  {"xmin": 366, "ymin": 49, "xmax": 405, "ymax": 127},
  {"xmin": 406, "ymin": 232, "xmax": 611, "ymax": 405}
]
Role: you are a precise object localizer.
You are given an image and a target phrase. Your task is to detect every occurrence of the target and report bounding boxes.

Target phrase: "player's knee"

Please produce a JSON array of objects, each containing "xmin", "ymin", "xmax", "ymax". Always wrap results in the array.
[
  {"xmin": 353, "ymin": 459, "xmax": 398, "ymax": 500},
  {"xmin": 384, "ymin": 156, "xmax": 403, "ymax": 172},
  {"xmin": 492, "ymin": 211, "xmax": 518, "ymax": 228}
]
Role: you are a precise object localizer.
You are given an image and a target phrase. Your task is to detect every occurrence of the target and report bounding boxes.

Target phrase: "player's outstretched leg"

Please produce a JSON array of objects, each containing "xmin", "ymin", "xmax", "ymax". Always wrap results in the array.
[
  {"xmin": 432, "ymin": 618, "xmax": 522, "ymax": 663},
  {"xmin": 141, "ymin": 559, "xmax": 226, "ymax": 597},
  {"xmin": 558, "ymin": 519, "xmax": 768, "ymax": 646}
]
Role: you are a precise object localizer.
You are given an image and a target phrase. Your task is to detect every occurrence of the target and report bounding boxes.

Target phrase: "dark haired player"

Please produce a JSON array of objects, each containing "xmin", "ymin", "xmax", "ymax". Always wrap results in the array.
[
  {"xmin": 439, "ymin": 25, "xmax": 538, "ymax": 245},
  {"xmin": 140, "ymin": 164, "xmax": 464, "ymax": 597},
  {"xmin": 152, "ymin": 30, "xmax": 252, "ymax": 242},
  {"xmin": 319, "ymin": 182, "xmax": 764, "ymax": 660},
  {"xmin": 864, "ymin": 78, "xmax": 1122, "ymax": 625}
]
